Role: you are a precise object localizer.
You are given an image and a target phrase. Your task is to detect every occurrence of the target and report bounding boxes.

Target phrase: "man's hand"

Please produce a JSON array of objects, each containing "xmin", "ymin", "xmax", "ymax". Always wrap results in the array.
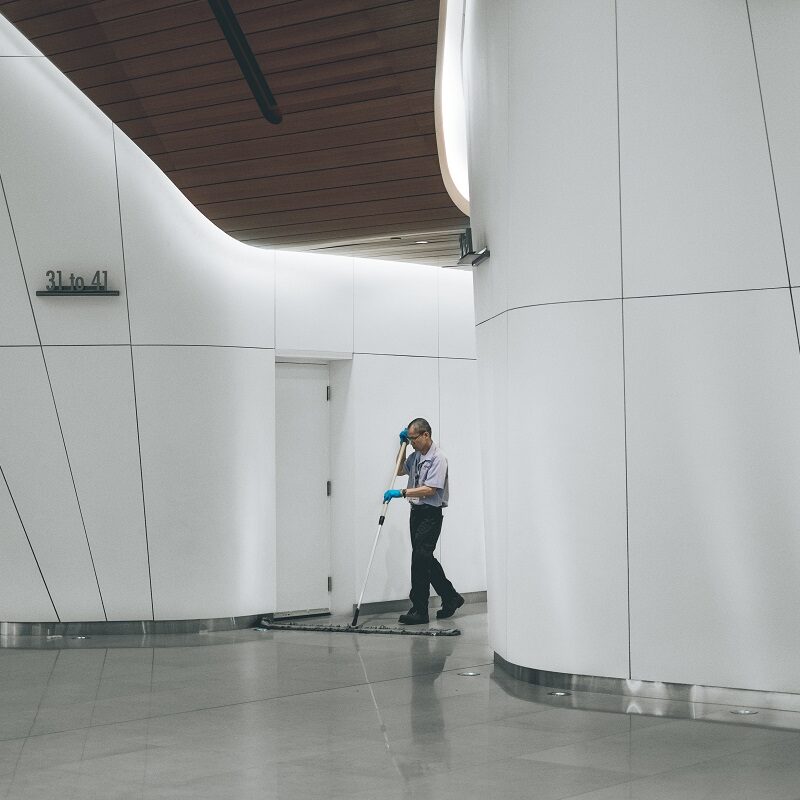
[
  {"xmin": 383, "ymin": 489, "xmax": 403, "ymax": 503},
  {"xmin": 399, "ymin": 428, "xmax": 409, "ymax": 443}
]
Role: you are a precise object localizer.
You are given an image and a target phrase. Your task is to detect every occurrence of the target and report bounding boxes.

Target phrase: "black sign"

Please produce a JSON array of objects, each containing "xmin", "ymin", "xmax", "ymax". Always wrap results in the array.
[{"xmin": 36, "ymin": 270, "xmax": 119, "ymax": 296}]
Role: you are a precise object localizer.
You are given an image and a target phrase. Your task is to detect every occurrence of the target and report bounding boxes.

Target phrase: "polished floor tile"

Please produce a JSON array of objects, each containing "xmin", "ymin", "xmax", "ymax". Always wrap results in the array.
[
  {"xmin": 1, "ymin": 603, "xmax": 799, "ymax": 799},
  {"xmin": 521, "ymin": 717, "xmax": 797, "ymax": 776},
  {"xmin": 566, "ymin": 738, "xmax": 800, "ymax": 800}
]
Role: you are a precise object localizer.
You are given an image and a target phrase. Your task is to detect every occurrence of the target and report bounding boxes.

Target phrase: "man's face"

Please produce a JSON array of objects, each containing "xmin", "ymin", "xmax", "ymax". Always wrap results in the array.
[{"xmin": 407, "ymin": 427, "xmax": 429, "ymax": 451}]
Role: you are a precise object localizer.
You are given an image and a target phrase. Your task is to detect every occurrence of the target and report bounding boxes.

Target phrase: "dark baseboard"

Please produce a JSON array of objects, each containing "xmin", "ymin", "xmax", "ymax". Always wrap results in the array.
[{"xmin": 355, "ymin": 590, "xmax": 486, "ymax": 616}]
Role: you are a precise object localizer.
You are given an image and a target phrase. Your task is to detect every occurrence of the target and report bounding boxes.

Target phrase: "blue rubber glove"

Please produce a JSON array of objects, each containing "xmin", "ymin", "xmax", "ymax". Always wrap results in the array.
[
  {"xmin": 384, "ymin": 489, "xmax": 403, "ymax": 503},
  {"xmin": 399, "ymin": 428, "xmax": 409, "ymax": 443}
]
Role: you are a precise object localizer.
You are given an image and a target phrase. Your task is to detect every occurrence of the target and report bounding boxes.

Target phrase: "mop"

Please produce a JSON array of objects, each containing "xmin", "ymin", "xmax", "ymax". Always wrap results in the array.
[{"xmin": 259, "ymin": 438, "xmax": 461, "ymax": 637}]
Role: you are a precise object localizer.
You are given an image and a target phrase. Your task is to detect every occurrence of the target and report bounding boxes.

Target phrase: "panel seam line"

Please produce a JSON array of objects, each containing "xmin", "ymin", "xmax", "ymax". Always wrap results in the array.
[
  {"xmin": 0, "ymin": 465, "xmax": 60, "ymax": 621},
  {"xmin": 113, "ymin": 125, "xmax": 155, "ymax": 620},
  {"xmin": 745, "ymin": 0, "xmax": 798, "ymax": 355},
  {"xmin": 614, "ymin": 0, "xmax": 632, "ymax": 680}
]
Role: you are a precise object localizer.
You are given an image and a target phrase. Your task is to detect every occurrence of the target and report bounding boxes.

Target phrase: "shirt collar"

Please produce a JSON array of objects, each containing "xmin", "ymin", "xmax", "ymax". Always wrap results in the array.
[{"xmin": 416, "ymin": 441, "xmax": 437, "ymax": 463}]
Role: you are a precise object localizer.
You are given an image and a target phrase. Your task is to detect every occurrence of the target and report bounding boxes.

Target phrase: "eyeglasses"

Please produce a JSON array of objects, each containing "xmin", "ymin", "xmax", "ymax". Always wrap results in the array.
[{"xmin": 408, "ymin": 431, "xmax": 427, "ymax": 441}]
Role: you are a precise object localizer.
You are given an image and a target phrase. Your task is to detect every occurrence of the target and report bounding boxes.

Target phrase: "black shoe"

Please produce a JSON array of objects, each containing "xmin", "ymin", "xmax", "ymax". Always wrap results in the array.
[
  {"xmin": 436, "ymin": 593, "xmax": 464, "ymax": 619},
  {"xmin": 398, "ymin": 608, "xmax": 429, "ymax": 625}
]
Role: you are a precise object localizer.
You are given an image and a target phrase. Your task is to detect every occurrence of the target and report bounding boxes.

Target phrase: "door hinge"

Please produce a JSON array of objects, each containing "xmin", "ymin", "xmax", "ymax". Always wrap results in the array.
[
  {"xmin": 326, "ymin": 385, "xmax": 331, "ymax": 401},
  {"xmin": 326, "ymin": 480, "xmax": 331, "ymax": 496},
  {"xmin": 327, "ymin": 576, "xmax": 332, "ymax": 592}
]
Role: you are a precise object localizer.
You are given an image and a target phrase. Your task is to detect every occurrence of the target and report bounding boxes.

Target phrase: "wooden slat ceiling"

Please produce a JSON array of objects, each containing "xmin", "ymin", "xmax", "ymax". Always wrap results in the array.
[{"xmin": 1, "ymin": 0, "xmax": 469, "ymax": 266}]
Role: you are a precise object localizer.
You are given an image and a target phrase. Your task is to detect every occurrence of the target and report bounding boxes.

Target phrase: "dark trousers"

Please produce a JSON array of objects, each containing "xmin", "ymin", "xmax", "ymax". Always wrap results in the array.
[{"xmin": 409, "ymin": 504, "xmax": 457, "ymax": 611}]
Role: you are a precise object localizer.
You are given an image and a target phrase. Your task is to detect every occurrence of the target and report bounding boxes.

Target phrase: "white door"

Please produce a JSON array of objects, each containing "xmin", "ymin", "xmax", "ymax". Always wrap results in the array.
[{"xmin": 275, "ymin": 362, "xmax": 331, "ymax": 617}]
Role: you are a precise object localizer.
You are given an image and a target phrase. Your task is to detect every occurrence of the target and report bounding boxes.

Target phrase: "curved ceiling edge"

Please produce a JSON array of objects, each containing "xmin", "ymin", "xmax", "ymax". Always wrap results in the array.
[{"xmin": 435, "ymin": 0, "xmax": 470, "ymax": 217}]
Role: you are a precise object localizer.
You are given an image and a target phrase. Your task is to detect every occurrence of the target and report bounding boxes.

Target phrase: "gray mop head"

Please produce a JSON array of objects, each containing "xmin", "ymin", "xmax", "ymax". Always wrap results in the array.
[{"xmin": 257, "ymin": 620, "xmax": 461, "ymax": 636}]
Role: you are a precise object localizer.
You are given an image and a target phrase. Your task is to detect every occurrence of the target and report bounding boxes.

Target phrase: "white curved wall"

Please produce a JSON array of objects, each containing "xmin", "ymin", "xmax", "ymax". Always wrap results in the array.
[
  {"xmin": 465, "ymin": 0, "xmax": 800, "ymax": 693},
  {"xmin": 0, "ymin": 14, "xmax": 483, "ymax": 622}
]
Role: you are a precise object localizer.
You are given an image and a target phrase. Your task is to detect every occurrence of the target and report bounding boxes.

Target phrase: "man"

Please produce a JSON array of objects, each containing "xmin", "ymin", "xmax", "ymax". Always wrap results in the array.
[{"xmin": 383, "ymin": 418, "xmax": 464, "ymax": 625}]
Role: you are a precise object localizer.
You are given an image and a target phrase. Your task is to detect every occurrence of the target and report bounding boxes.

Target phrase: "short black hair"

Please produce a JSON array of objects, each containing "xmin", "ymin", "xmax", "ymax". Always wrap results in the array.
[{"xmin": 407, "ymin": 418, "xmax": 432, "ymax": 436}]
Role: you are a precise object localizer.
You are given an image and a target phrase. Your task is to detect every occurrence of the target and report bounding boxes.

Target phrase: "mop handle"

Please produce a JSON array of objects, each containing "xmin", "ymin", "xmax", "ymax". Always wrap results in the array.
[{"xmin": 351, "ymin": 440, "xmax": 407, "ymax": 627}]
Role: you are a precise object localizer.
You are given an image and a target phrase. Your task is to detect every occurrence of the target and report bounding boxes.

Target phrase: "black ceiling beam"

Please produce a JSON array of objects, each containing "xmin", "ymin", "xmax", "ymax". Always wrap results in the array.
[{"xmin": 208, "ymin": 0, "xmax": 282, "ymax": 125}]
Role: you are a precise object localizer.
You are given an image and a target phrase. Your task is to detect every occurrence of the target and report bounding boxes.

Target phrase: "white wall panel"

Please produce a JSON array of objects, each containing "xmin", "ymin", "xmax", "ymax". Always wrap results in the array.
[
  {"xmin": 438, "ymin": 269, "xmax": 476, "ymax": 359},
  {"xmin": 350, "ymin": 354, "xmax": 439, "ymax": 604},
  {"xmin": 275, "ymin": 250, "xmax": 353, "ymax": 354},
  {"xmin": 353, "ymin": 259, "xmax": 438, "ymax": 356},
  {"xmin": 116, "ymin": 132, "xmax": 275, "ymax": 348},
  {"xmin": 44, "ymin": 346, "xmax": 151, "ymax": 620},
  {"xmin": 618, "ymin": 0, "xmax": 786, "ymax": 296},
  {"xmin": 0, "ymin": 186, "xmax": 37, "ymax": 346},
  {"xmin": 506, "ymin": 301, "xmax": 628, "ymax": 677},
  {"xmin": 438, "ymin": 358, "xmax": 485, "ymax": 594},
  {"xmin": 463, "ymin": 0, "xmax": 509, "ymax": 323},
  {"xmin": 507, "ymin": 0, "xmax": 620, "ymax": 305},
  {"xmin": 626, "ymin": 289, "xmax": 800, "ymax": 692},
  {"xmin": 0, "ymin": 14, "xmax": 42, "ymax": 56},
  {"xmin": 0, "ymin": 348, "xmax": 105, "ymax": 620},
  {"xmin": 0, "ymin": 58, "xmax": 128, "ymax": 345},
  {"xmin": 134, "ymin": 346, "xmax": 275, "ymax": 619},
  {"xmin": 0, "ymin": 470, "xmax": 57, "ymax": 621},
  {"xmin": 749, "ymin": 1, "xmax": 800, "ymax": 286},
  {"xmin": 475, "ymin": 313, "xmax": 508, "ymax": 655}
]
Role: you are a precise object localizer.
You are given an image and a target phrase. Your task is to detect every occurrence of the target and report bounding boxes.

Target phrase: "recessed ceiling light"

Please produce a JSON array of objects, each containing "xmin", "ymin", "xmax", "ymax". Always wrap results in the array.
[
  {"xmin": 415, "ymin": 240, "xmax": 429, "ymax": 245},
  {"xmin": 731, "ymin": 709, "xmax": 758, "ymax": 715},
  {"xmin": 548, "ymin": 691, "xmax": 571, "ymax": 697},
  {"xmin": 458, "ymin": 671, "xmax": 480, "ymax": 676}
]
